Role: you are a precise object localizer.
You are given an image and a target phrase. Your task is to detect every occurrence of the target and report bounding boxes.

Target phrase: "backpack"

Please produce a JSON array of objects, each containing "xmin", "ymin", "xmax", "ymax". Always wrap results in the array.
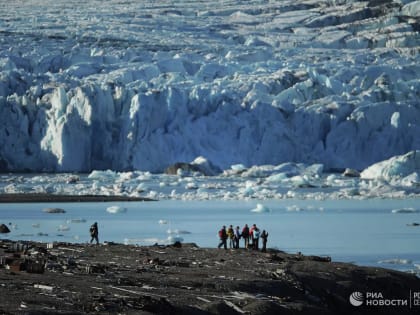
[
  {"xmin": 218, "ymin": 229, "xmax": 224, "ymax": 238},
  {"xmin": 253, "ymin": 229, "xmax": 260, "ymax": 238}
]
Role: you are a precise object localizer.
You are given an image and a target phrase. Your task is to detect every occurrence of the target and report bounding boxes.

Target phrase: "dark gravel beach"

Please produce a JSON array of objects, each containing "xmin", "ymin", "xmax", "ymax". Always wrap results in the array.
[{"xmin": 0, "ymin": 240, "xmax": 419, "ymax": 314}]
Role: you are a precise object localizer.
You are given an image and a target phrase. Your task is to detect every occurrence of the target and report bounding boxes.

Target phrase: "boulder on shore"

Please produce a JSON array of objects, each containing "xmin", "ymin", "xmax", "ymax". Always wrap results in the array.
[{"xmin": 0, "ymin": 224, "xmax": 10, "ymax": 233}]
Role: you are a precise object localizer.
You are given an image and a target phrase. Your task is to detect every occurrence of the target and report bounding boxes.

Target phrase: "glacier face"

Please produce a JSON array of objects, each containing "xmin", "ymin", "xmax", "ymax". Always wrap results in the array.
[{"xmin": 0, "ymin": 0, "xmax": 419, "ymax": 172}]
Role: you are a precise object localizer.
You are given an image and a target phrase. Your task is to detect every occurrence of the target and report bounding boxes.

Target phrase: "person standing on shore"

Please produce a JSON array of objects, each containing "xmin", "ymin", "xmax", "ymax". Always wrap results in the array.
[
  {"xmin": 234, "ymin": 226, "xmax": 241, "ymax": 249},
  {"xmin": 249, "ymin": 224, "xmax": 256, "ymax": 249},
  {"xmin": 261, "ymin": 230, "xmax": 269, "ymax": 252},
  {"xmin": 242, "ymin": 224, "xmax": 250, "ymax": 249},
  {"xmin": 89, "ymin": 222, "xmax": 99, "ymax": 245},
  {"xmin": 227, "ymin": 225, "xmax": 234, "ymax": 248},
  {"xmin": 218, "ymin": 225, "xmax": 227, "ymax": 250},
  {"xmin": 252, "ymin": 226, "xmax": 260, "ymax": 250}
]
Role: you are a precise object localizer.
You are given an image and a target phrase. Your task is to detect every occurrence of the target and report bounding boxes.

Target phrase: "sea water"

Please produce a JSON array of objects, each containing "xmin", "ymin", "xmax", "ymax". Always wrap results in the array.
[{"xmin": 1, "ymin": 198, "xmax": 420, "ymax": 274}]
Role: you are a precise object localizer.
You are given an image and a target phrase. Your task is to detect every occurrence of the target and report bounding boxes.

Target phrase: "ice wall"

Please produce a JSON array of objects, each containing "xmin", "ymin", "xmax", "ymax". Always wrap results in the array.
[{"xmin": 0, "ymin": 0, "xmax": 419, "ymax": 172}]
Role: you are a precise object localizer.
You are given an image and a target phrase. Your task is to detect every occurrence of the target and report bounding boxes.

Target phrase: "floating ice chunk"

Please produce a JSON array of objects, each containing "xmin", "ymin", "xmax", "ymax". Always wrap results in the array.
[
  {"xmin": 167, "ymin": 229, "xmax": 191, "ymax": 235},
  {"xmin": 32, "ymin": 223, "xmax": 40, "ymax": 228},
  {"xmin": 250, "ymin": 203, "xmax": 271, "ymax": 213},
  {"xmin": 57, "ymin": 225, "xmax": 70, "ymax": 231},
  {"xmin": 67, "ymin": 218, "xmax": 86, "ymax": 223},
  {"xmin": 391, "ymin": 208, "xmax": 418, "ymax": 214},
  {"xmin": 266, "ymin": 173, "xmax": 287, "ymax": 183},
  {"xmin": 185, "ymin": 182, "xmax": 198, "ymax": 190},
  {"xmin": 231, "ymin": 164, "xmax": 247, "ymax": 171},
  {"xmin": 290, "ymin": 175, "xmax": 310, "ymax": 187},
  {"xmin": 43, "ymin": 208, "xmax": 66, "ymax": 213},
  {"xmin": 158, "ymin": 219, "xmax": 169, "ymax": 225},
  {"xmin": 88, "ymin": 170, "xmax": 118, "ymax": 180},
  {"xmin": 361, "ymin": 151, "xmax": 420, "ymax": 181},
  {"xmin": 106, "ymin": 206, "xmax": 127, "ymax": 214},
  {"xmin": 286, "ymin": 205, "xmax": 304, "ymax": 212}
]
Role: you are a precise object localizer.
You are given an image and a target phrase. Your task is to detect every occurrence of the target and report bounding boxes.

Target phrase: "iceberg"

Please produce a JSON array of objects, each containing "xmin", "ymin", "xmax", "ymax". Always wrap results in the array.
[
  {"xmin": 361, "ymin": 151, "xmax": 420, "ymax": 181},
  {"xmin": 250, "ymin": 203, "xmax": 271, "ymax": 213},
  {"xmin": 106, "ymin": 206, "xmax": 127, "ymax": 214}
]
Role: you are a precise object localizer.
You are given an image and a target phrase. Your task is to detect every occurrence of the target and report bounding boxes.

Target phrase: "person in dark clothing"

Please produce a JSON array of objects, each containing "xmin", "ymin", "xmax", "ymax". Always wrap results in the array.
[
  {"xmin": 89, "ymin": 222, "xmax": 99, "ymax": 245},
  {"xmin": 217, "ymin": 225, "xmax": 227, "ymax": 250},
  {"xmin": 242, "ymin": 224, "xmax": 250, "ymax": 249},
  {"xmin": 234, "ymin": 226, "xmax": 241, "ymax": 249},
  {"xmin": 261, "ymin": 230, "xmax": 269, "ymax": 252}
]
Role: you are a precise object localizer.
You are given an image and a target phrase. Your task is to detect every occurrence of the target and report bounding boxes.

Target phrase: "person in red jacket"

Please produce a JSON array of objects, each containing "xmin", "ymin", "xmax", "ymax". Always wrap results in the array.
[{"xmin": 217, "ymin": 225, "xmax": 227, "ymax": 250}]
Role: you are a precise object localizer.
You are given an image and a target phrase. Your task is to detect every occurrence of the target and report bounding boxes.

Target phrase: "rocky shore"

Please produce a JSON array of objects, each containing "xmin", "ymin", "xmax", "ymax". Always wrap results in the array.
[{"xmin": 1, "ymin": 240, "xmax": 420, "ymax": 314}]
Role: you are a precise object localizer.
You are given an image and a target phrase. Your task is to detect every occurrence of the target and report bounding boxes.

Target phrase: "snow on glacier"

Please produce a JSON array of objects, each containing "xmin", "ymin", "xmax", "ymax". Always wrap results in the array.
[{"xmin": 0, "ymin": 0, "xmax": 419, "ymax": 173}]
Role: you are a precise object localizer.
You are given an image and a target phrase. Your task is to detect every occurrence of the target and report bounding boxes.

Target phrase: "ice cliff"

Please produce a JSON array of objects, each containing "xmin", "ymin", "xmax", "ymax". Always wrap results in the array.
[{"xmin": 0, "ymin": 0, "xmax": 419, "ymax": 173}]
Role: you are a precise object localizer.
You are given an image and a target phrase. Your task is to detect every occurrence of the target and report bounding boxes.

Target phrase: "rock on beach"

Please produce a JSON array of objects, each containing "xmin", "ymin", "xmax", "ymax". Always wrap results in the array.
[{"xmin": 0, "ymin": 224, "xmax": 10, "ymax": 233}]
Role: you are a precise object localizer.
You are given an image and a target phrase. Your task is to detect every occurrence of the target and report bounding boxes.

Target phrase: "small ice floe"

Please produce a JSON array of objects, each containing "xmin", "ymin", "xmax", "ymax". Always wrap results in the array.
[
  {"xmin": 32, "ymin": 223, "xmax": 41, "ymax": 228},
  {"xmin": 106, "ymin": 206, "xmax": 127, "ymax": 214},
  {"xmin": 66, "ymin": 218, "xmax": 87, "ymax": 223},
  {"xmin": 158, "ymin": 219, "xmax": 169, "ymax": 225},
  {"xmin": 406, "ymin": 222, "xmax": 420, "ymax": 227},
  {"xmin": 378, "ymin": 258, "xmax": 412, "ymax": 265},
  {"xmin": 167, "ymin": 229, "xmax": 191, "ymax": 235},
  {"xmin": 43, "ymin": 207, "xmax": 66, "ymax": 213},
  {"xmin": 185, "ymin": 182, "xmax": 198, "ymax": 190},
  {"xmin": 286, "ymin": 205, "xmax": 304, "ymax": 212},
  {"xmin": 57, "ymin": 224, "xmax": 70, "ymax": 231},
  {"xmin": 391, "ymin": 208, "xmax": 418, "ymax": 214},
  {"xmin": 250, "ymin": 203, "xmax": 271, "ymax": 213}
]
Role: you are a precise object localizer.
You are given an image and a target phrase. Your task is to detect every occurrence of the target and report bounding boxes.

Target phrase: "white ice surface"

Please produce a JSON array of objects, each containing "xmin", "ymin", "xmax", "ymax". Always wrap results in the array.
[{"xmin": 0, "ymin": 0, "xmax": 419, "ymax": 173}]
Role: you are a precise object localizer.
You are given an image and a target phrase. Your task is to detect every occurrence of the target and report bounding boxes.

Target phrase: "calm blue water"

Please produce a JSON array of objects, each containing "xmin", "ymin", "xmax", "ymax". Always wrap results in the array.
[{"xmin": 1, "ymin": 198, "xmax": 420, "ymax": 272}]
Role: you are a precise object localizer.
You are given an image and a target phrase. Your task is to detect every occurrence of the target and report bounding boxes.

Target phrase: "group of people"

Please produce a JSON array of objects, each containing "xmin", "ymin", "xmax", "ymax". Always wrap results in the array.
[
  {"xmin": 218, "ymin": 224, "xmax": 269, "ymax": 252},
  {"xmin": 89, "ymin": 221, "xmax": 269, "ymax": 252}
]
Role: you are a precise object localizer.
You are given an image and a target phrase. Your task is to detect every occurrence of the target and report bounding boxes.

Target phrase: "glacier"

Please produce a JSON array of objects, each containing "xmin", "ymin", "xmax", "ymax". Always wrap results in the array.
[{"xmin": 0, "ymin": 0, "xmax": 419, "ymax": 173}]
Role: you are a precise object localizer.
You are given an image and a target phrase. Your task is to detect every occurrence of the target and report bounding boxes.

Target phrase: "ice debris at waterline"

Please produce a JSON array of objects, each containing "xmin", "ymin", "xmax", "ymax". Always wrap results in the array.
[
  {"xmin": 0, "ymin": 0, "xmax": 419, "ymax": 174},
  {"xmin": 0, "ymin": 151, "xmax": 419, "ymax": 201}
]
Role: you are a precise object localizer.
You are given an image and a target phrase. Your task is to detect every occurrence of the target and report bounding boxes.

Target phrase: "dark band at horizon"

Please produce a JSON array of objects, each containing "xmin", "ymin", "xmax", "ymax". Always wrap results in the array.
[{"xmin": 0, "ymin": 193, "xmax": 155, "ymax": 203}]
